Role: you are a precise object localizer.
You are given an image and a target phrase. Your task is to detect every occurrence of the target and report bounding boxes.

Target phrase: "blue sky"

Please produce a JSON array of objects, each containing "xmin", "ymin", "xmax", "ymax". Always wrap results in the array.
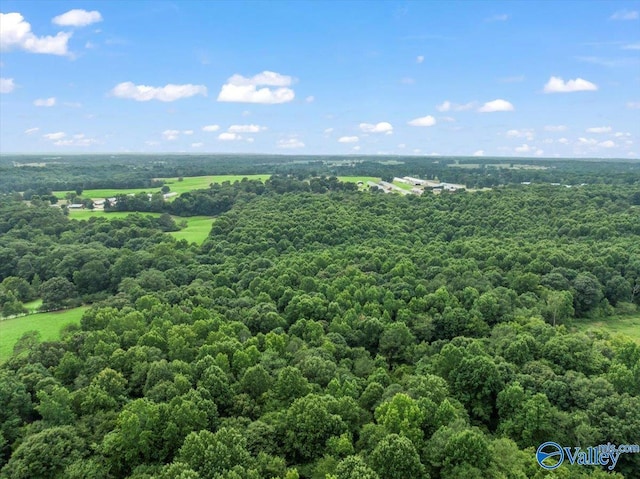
[{"xmin": 1, "ymin": 1, "xmax": 639, "ymax": 158}]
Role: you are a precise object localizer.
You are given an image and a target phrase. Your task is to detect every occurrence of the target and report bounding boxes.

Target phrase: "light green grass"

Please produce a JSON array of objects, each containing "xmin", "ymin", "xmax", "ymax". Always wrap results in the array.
[
  {"xmin": 0, "ymin": 306, "xmax": 88, "ymax": 363},
  {"xmin": 169, "ymin": 216, "xmax": 215, "ymax": 243},
  {"xmin": 574, "ymin": 315, "xmax": 640, "ymax": 344},
  {"xmin": 338, "ymin": 176, "xmax": 381, "ymax": 184},
  {"xmin": 67, "ymin": 210, "xmax": 214, "ymax": 244},
  {"xmin": 392, "ymin": 180, "xmax": 414, "ymax": 191},
  {"xmin": 68, "ymin": 210, "xmax": 163, "ymax": 220},
  {"xmin": 55, "ymin": 174, "xmax": 271, "ymax": 200},
  {"xmin": 23, "ymin": 299, "xmax": 43, "ymax": 313}
]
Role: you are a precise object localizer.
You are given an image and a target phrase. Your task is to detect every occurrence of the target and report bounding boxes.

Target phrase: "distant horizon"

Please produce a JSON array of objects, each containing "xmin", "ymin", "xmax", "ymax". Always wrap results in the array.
[{"xmin": 1, "ymin": 1, "xmax": 639, "ymax": 157}]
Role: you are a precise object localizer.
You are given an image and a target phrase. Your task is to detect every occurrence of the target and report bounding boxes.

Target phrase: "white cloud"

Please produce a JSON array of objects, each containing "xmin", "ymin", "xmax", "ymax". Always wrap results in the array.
[
  {"xmin": 499, "ymin": 75, "xmax": 525, "ymax": 83},
  {"xmin": 52, "ymin": 9, "xmax": 102, "ymax": 27},
  {"xmin": 440, "ymin": 116, "xmax": 456, "ymax": 123},
  {"xmin": 191, "ymin": 142, "xmax": 204, "ymax": 148},
  {"xmin": 202, "ymin": 124, "xmax": 220, "ymax": 132},
  {"xmin": 486, "ymin": 14, "xmax": 509, "ymax": 22},
  {"xmin": 614, "ymin": 132, "xmax": 631, "ymax": 138},
  {"xmin": 183, "ymin": 130, "xmax": 194, "ymax": 135},
  {"xmin": 338, "ymin": 136, "xmax": 359, "ymax": 143},
  {"xmin": 515, "ymin": 144, "xmax": 531, "ymax": 153},
  {"xmin": 228, "ymin": 124, "xmax": 266, "ymax": 133},
  {"xmin": 0, "ymin": 77, "xmax": 15, "ymax": 93},
  {"xmin": 53, "ymin": 134, "xmax": 98, "ymax": 147},
  {"xmin": 277, "ymin": 138, "xmax": 305, "ymax": 149},
  {"xmin": 324, "ymin": 127, "xmax": 334, "ymax": 134},
  {"xmin": 610, "ymin": 10, "xmax": 639, "ymax": 20},
  {"xmin": 0, "ymin": 13, "xmax": 71, "ymax": 55},
  {"xmin": 543, "ymin": 76, "xmax": 597, "ymax": 93},
  {"xmin": 437, "ymin": 100, "xmax": 476, "ymax": 112},
  {"xmin": 217, "ymin": 70, "xmax": 295, "ymax": 104},
  {"xmin": 627, "ymin": 102, "xmax": 640, "ymax": 109},
  {"xmin": 506, "ymin": 129, "xmax": 534, "ymax": 140},
  {"xmin": 359, "ymin": 122, "xmax": 393, "ymax": 133},
  {"xmin": 578, "ymin": 137, "xmax": 598, "ymax": 146},
  {"xmin": 544, "ymin": 125, "xmax": 567, "ymax": 132},
  {"xmin": 34, "ymin": 97, "xmax": 56, "ymax": 107},
  {"xmin": 24, "ymin": 127, "xmax": 39, "ymax": 134},
  {"xmin": 162, "ymin": 129, "xmax": 180, "ymax": 140},
  {"xmin": 43, "ymin": 131, "xmax": 66, "ymax": 140},
  {"xmin": 586, "ymin": 126, "xmax": 612, "ymax": 133},
  {"xmin": 305, "ymin": 95, "xmax": 314, "ymax": 103},
  {"xmin": 408, "ymin": 115, "xmax": 436, "ymax": 127},
  {"xmin": 397, "ymin": 143, "xmax": 406, "ymax": 149},
  {"xmin": 623, "ymin": 43, "xmax": 640, "ymax": 50},
  {"xmin": 598, "ymin": 140, "xmax": 616, "ymax": 148},
  {"xmin": 111, "ymin": 82, "xmax": 207, "ymax": 102},
  {"xmin": 478, "ymin": 99, "xmax": 514, "ymax": 112},
  {"xmin": 472, "ymin": 150, "xmax": 484, "ymax": 157},
  {"xmin": 558, "ymin": 137, "xmax": 569, "ymax": 145},
  {"xmin": 218, "ymin": 132, "xmax": 241, "ymax": 141},
  {"xmin": 352, "ymin": 146, "xmax": 361, "ymax": 151},
  {"xmin": 535, "ymin": 149, "xmax": 544, "ymax": 156},
  {"xmin": 416, "ymin": 55, "xmax": 424, "ymax": 63}
]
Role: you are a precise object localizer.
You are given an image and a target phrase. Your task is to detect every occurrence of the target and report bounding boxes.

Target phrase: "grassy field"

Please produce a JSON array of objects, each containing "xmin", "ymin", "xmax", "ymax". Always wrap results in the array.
[
  {"xmin": 573, "ymin": 315, "xmax": 640, "ymax": 343},
  {"xmin": 68, "ymin": 210, "xmax": 213, "ymax": 244},
  {"xmin": 0, "ymin": 306, "xmax": 88, "ymax": 363},
  {"xmin": 54, "ymin": 174, "xmax": 271, "ymax": 200},
  {"xmin": 338, "ymin": 176, "xmax": 381, "ymax": 184},
  {"xmin": 169, "ymin": 216, "xmax": 215, "ymax": 243},
  {"xmin": 392, "ymin": 180, "xmax": 414, "ymax": 191}
]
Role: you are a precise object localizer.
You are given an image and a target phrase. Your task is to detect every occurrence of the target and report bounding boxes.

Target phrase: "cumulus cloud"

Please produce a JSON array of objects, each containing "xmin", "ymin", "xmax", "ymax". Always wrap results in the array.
[
  {"xmin": 0, "ymin": 77, "xmax": 15, "ymax": 93},
  {"xmin": 0, "ymin": 13, "xmax": 71, "ymax": 55},
  {"xmin": 24, "ymin": 127, "xmax": 39, "ymax": 134},
  {"xmin": 416, "ymin": 55, "xmax": 424, "ymax": 63},
  {"xmin": 338, "ymin": 136, "xmax": 359, "ymax": 143},
  {"xmin": 506, "ymin": 129, "xmax": 534, "ymax": 140},
  {"xmin": 472, "ymin": 150, "xmax": 484, "ymax": 157},
  {"xmin": 217, "ymin": 70, "xmax": 295, "ymax": 104},
  {"xmin": 408, "ymin": 115, "xmax": 436, "ymax": 127},
  {"xmin": 544, "ymin": 125, "xmax": 567, "ymax": 132},
  {"xmin": 359, "ymin": 122, "xmax": 393, "ymax": 133},
  {"xmin": 43, "ymin": 131, "xmax": 66, "ymax": 140},
  {"xmin": 183, "ymin": 130, "xmax": 193, "ymax": 135},
  {"xmin": 34, "ymin": 97, "xmax": 56, "ymax": 107},
  {"xmin": 610, "ymin": 9, "xmax": 638, "ymax": 20},
  {"xmin": 558, "ymin": 138, "xmax": 569, "ymax": 144},
  {"xmin": 324, "ymin": 128, "xmax": 334, "ymax": 134},
  {"xmin": 218, "ymin": 132, "xmax": 241, "ymax": 141},
  {"xmin": 627, "ymin": 101, "xmax": 640, "ymax": 109},
  {"xmin": 162, "ymin": 130, "xmax": 180, "ymax": 140},
  {"xmin": 228, "ymin": 124, "xmax": 266, "ymax": 133},
  {"xmin": 578, "ymin": 137, "xmax": 598, "ymax": 146},
  {"xmin": 543, "ymin": 76, "xmax": 597, "ymax": 93},
  {"xmin": 52, "ymin": 9, "xmax": 102, "ymax": 27},
  {"xmin": 53, "ymin": 134, "xmax": 98, "ymax": 147},
  {"xmin": 191, "ymin": 142, "xmax": 204, "ymax": 148},
  {"xmin": 586, "ymin": 126, "xmax": 612, "ymax": 133},
  {"xmin": 515, "ymin": 144, "xmax": 531, "ymax": 153},
  {"xmin": 305, "ymin": 95, "xmax": 314, "ymax": 103},
  {"xmin": 202, "ymin": 124, "xmax": 220, "ymax": 132},
  {"xmin": 478, "ymin": 99, "xmax": 514, "ymax": 112},
  {"xmin": 111, "ymin": 82, "xmax": 207, "ymax": 102},
  {"xmin": 277, "ymin": 138, "xmax": 305, "ymax": 149},
  {"xmin": 436, "ymin": 100, "xmax": 476, "ymax": 112},
  {"xmin": 598, "ymin": 140, "xmax": 616, "ymax": 148}
]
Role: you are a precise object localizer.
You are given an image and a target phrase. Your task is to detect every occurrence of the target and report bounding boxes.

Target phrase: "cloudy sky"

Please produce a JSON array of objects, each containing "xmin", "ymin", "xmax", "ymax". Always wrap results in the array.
[{"xmin": 1, "ymin": 1, "xmax": 639, "ymax": 157}]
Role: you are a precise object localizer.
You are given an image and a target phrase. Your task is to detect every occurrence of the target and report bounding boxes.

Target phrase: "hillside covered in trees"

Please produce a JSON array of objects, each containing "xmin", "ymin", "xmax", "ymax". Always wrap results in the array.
[{"xmin": 1, "ymin": 160, "xmax": 639, "ymax": 478}]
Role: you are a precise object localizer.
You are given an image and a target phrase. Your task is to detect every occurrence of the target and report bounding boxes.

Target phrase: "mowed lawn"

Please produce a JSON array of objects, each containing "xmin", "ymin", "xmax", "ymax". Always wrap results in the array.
[
  {"xmin": 0, "ymin": 306, "xmax": 88, "ymax": 363},
  {"xmin": 169, "ymin": 216, "xmax": 215, "ymax": 243},
  {"xmin": 574, "ymin": 315, "xmax": 640, "ymax": 344},
  {"xmin": 68, "ymin": 210, "xmax": 214, "ymax": 244},
  {"xmin": 54, "ymin": 174, "xmax": 271, "ymax": 200},
  {"xmin": 338, "ymin": 176, "xmax": 381, "ymax": 184}
]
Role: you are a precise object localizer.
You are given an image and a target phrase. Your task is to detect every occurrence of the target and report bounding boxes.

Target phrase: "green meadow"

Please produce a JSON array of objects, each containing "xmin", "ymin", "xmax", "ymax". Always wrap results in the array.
[
  {"xmin": 573, "ymin": 314, "xmax": 640, "ymax": 344},
  {"xmin": 54, "ymin": 174, "xmax": 271, "ymax": 200},
  {"xmin": 337, "ymin": 176, "xmax": 381, "ymax": 184},
  {"xmin": 0, "ymin": 306, "xmax": 88, "ymax": 363},
  {"xmin": 67, "ymin": 210, "xmax": 214, "ymax": 244}
]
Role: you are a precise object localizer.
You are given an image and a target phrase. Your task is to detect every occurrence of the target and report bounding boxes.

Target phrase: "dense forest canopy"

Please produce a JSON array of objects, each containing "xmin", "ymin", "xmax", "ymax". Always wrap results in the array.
[{"xmin": 0, "ymin": 155, "xmax": 639, "ymax": 479}]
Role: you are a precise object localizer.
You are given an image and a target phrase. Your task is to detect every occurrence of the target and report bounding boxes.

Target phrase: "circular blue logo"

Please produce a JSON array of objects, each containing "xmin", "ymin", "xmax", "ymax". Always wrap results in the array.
[{"xmin": 536, "ymin": 442, "xmax": 564, "ymax": 470}]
